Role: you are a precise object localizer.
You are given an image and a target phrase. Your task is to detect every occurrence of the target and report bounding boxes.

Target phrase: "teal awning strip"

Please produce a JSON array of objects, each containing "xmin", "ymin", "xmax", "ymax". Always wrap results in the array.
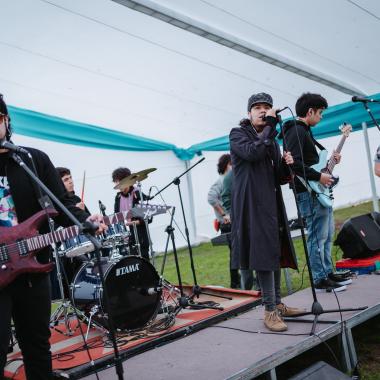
[
  {"xmin": 9, "ymin": 105, "xmax": 179, "ymax": 153},
  {"xmin": 187, "ymin": 93, "xmax": 380, "ymax": 155},
  {"xmin": 9, "ymin": 93, "xmax": 380, "ymax": 160}
]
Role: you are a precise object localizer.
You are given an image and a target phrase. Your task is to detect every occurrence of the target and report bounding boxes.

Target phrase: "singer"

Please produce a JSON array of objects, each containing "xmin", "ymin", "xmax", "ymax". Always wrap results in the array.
[
  {"xmin": 0, "ymin": 94, "xmax": 106, "ymax": 380},
  {"xmin": 229, "ymin": 92, "xmax": 301, "ymax": 332}
]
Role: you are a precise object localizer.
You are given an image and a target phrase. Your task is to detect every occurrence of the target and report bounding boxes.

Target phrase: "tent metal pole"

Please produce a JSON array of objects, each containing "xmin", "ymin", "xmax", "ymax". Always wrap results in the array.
[
  {"xmin": 362, "ymin": 122, "xmax": 379, "ymax": 212},
  {"xmin": 184, "ymin": 159, "xmax": 198, "ymax": 243}
]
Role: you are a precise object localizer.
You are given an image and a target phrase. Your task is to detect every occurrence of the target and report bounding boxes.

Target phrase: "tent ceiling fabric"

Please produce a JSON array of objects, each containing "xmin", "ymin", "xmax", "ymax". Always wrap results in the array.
[{"xmin": 1, "ymin": 0, "xmax": 379, "ymax": 148}]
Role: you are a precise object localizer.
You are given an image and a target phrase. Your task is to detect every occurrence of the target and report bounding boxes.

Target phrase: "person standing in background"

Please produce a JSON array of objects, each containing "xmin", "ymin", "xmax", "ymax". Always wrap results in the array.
[{"xmin": 207, "ymin": 154, "xmax": 240, "ymax": 288}]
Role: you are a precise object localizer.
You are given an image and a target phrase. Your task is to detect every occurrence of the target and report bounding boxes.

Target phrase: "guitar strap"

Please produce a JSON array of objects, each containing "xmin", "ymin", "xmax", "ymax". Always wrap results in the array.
[
  {"xmin": 309, "ymin": 129, "xmax": 326, "ymax": 151},
  {"xmin": 17, "ymin": 152, "xmax": 55, "ymax": 212}
]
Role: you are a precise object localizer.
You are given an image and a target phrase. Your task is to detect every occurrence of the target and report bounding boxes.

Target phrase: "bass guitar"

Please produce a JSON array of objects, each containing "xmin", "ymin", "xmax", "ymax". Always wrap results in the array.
[{"xmin": 298, "ymin": 123, "xmax": 352, "ymax": 207}]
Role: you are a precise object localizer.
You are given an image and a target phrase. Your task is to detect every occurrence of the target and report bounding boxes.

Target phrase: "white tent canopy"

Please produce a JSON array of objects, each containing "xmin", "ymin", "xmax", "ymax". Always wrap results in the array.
[{"xmin": 1, "ymin": 0, "xmax": 380, "ymax": 250}]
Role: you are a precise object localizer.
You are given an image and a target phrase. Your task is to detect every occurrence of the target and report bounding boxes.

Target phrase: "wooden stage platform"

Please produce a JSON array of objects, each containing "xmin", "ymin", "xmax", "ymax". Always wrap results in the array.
[{"xmin": 78, "ymin": 274, "xmax": 379, "ymax": 380}]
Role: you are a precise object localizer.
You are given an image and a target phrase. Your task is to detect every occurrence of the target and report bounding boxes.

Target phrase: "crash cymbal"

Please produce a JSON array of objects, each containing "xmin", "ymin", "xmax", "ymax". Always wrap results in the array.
[{"xmin": 113, "ymin": 168, "xmax": 157, "ymax": 190}]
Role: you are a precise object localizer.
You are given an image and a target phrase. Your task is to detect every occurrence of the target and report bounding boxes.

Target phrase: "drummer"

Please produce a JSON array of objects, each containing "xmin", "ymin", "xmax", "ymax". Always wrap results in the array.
[
  {"xmin": 51, "ymin": 167, "xmax": 91, "ymax": 299},
  {"xmin": 112, "ymin": 167, "xmax": 151, "ymax": 260},
  {"xmin": 56, "ymin": 167, "xmax": 90, "ymax": 213}
]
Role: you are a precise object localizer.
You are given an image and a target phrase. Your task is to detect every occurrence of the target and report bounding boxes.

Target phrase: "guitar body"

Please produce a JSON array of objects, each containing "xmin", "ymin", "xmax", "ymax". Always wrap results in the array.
[
  {"xmin": 0, "ymin": 209, "xmax": 58, "ymax": 289},
  {"xmin": 307, "ymin": 150, "xmax": 334, "ymax": 208}
]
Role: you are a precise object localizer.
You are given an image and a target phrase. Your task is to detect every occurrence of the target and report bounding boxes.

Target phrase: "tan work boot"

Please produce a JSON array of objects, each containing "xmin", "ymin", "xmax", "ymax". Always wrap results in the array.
[
  {"xmin": 276, "ymin": 303, "xmax": 305, "ymax": 317},
  {"xmin": 264, "ymin": 310, "xmax": 288, "ymax": 332}
]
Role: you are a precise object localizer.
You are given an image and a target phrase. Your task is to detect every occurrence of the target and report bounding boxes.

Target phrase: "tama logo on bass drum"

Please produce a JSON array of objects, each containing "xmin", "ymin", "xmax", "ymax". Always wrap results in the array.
[{"xmin": 116, "ymin": 263, "xmax": 140, "ymax": 276}]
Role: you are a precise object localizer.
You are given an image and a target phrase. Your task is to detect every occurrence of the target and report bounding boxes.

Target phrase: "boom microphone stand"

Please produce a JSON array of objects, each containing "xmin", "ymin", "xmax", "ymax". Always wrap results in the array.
[
  {"xmin": 11, "ymin": 152, "xmax": 125, "ymax": 380},
  {"xmin": 277, "ymin": 112, "xmax": 367, "ymax": 335},
  {"xmin": 152, "ymin": 157, "xmax": 231, "ymax": 309},
  {"xmin": 354, "ymin": 97, "xmax": 380, "ymax": 132}
]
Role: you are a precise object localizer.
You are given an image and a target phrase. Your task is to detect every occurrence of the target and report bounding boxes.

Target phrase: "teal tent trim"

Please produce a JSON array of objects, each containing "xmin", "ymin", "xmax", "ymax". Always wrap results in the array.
[
  {"xmin": 8, "ymin": 93, "xmax": 380, "ymax": 161},
  {"xmin": 8, "ymin": 105, "xmax": 189, "ymax": 157},
  {"xmin": 185, "ymin": 92, "xmax": 380, "ymax": 158}
]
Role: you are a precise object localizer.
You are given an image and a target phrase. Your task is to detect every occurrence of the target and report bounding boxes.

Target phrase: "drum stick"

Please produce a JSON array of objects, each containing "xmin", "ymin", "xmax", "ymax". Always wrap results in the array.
[{"xmin": 81, "ymin": 170, "xmax": 86, "ymax": 203}]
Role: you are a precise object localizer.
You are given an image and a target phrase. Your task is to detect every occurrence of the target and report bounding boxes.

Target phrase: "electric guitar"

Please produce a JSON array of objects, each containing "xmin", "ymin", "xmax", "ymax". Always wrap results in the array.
[
  {"xmin": 0, "ymin": 204, "xmax": 171, "ymax": 289},
  {"xmin": 298, "ymin": 123, "xmax": 352, "ymax": 208}
]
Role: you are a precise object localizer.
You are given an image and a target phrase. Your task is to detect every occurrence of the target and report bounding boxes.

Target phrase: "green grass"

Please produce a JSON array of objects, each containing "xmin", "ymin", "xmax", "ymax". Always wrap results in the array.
[{"xmin": 155, "ymin": 201, "xmax": 377, "ymax": 294}]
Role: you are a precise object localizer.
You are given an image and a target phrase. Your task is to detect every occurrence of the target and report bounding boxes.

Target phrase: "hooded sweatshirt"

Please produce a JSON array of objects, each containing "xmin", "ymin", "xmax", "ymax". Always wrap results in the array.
[{"xmin": 282, "ymin": 119, "xmax": 323, "ymax": 193}]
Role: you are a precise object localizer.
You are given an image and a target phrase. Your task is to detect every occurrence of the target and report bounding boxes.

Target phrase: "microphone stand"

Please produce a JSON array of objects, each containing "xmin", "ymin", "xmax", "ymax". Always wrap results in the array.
[
  {"xmin": 152, "ymin": 157, "xmax": 231, "ymax": 310},
  {"xmin": 359, "ymin": 101, "xmax": 380, "ymax": 132},
  {"xmin": 277, "ymin": 114, "xmax": 367, "ymax": 335},
  {"xmin": 11, "ymin": 153, "xmax": 125, "ymax": 380}
]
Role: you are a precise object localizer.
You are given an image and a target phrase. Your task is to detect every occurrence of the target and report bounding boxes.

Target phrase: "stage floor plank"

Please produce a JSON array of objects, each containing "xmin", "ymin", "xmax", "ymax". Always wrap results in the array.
[{"xmin": 81, "ymin": 274, "xmax": 380, "ymax": 380}]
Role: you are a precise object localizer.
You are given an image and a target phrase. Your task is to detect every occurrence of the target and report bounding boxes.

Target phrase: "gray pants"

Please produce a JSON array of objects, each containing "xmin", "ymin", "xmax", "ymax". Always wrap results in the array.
[
  {"xmin": 257, "ymin": 270, "xmax": 281, "ymax": 311},
  {"xmin": 240, "ymin": 269, "xmax": 260, "ymax": 290}
]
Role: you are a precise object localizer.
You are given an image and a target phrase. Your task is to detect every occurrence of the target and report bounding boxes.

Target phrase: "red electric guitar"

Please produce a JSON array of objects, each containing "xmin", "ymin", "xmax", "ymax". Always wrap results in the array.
[{"xmin": 0, "ymin": 204, "xmax": 171, "ymax": 289}]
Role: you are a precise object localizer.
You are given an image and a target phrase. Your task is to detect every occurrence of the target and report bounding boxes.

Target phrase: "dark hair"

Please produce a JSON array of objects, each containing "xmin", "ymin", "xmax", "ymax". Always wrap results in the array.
[
  {"xmin": 295, "ymin": 93, "xmax": 328, "ymax": 117},
  {"xmin": 239, "ymin": 118, "xmax": 251, "ymax": 127},
  {"xmin": 0, "ymin": 94, "xmax": 12, "ymax": 139},
  {"xmin": 56, "ymin": 167, "xmax": 71, "ymax": 178},
  {"xmin": 112, "ymin": 167, "xmax": 131, "ymax": 182},
  {"xmin": 217, "ymin": 154, "xmax": 231, "ymax": 174}
]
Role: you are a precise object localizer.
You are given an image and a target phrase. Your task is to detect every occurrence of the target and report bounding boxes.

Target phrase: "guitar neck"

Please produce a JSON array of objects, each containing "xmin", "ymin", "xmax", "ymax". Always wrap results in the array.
[
  {"xmin": 327, "ymin": 134, "xmax": 347, "ymax": 173},
  {"xmin": 24, "ymin": 211, "xmax": 129, "ymax": 251}
]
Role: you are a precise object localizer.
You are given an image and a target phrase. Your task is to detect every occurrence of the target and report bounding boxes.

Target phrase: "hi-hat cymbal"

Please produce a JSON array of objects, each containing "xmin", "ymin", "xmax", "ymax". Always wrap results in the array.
[{"xmin": 113, "ymin": 168, "xmax": 157, "ymax": 190}]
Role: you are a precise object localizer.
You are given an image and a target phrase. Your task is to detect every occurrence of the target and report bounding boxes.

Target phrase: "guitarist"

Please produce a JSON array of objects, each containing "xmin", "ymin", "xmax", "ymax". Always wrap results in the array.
[
  {"xmin": 0, "ymin": 94, "xmax": 105, "ymax": 380},
  {"xmin": 284, "ymin": 93, "xmax": 350, "ymax": 293}
]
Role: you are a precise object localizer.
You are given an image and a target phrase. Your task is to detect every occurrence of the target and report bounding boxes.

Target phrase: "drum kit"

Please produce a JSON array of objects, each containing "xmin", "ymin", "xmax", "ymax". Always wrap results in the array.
[{"xmin": 50, "ymin": 168, "xmax": 175, "ymax": 336}]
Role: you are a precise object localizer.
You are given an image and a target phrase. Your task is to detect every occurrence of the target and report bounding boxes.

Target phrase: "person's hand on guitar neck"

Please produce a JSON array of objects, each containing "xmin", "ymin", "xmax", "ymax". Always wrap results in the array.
[
  {"xmin": 330, "ymin": 150, "xmax": 342, "ymax": 165},
  {"xmin": 320, "ymin": 173, "xmax": 334, "ymax": 187}
]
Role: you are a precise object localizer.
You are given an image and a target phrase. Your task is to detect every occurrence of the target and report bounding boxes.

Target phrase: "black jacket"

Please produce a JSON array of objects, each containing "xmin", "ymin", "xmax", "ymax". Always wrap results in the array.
[
  {"xmin": 229, "ymin": 118, "xmax": 298, "ymax": 271},
  {"xmin": 283, "ymin": 119, "xmax": 323, "ymax": 193},
  {"xmin": 1, "ymin": 148, "xmax": 90, "ymax": 263}
]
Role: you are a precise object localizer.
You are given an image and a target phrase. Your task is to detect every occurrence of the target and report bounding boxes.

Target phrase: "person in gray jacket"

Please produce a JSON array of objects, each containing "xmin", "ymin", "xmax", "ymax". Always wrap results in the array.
[{"xmin": 207, "ymin": 154, "xmax": 240, "ymax": 288}]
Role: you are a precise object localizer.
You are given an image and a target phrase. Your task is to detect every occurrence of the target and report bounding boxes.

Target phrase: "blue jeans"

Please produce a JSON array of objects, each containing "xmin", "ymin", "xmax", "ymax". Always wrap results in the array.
[{"xmin": 296, "ymin": 191, "xmax": 334, "ymax": 283}]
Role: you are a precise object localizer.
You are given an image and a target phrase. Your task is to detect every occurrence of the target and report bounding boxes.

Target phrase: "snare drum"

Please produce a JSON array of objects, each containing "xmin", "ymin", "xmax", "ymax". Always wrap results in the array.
[
  {"xmin": 62, "ymin": 235, "xmax": 94, "ymax": 258},
  {"xmin": 71, "ymin": 256, "xmax": 161, "ymax": 330}
]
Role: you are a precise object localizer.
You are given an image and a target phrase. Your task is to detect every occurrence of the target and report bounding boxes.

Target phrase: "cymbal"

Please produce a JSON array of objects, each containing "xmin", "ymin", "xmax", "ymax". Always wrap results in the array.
[{"xmin": 113, "ymin": 168, "xmax": 157, "ymax": 190}]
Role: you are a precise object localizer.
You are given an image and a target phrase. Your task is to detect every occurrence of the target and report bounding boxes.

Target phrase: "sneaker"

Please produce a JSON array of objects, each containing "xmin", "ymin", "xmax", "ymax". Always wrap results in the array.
[
  {"xmin": 315, "ymin": 278, "xmax": 347, "ymax": 293},
  {"xmin": 328, "ymin": 272, "xmax": 352, "ymax": 285},
  {"xmin": 276, "ymin": 303, "xmax": 306, "ymax": 317},
  {"xmin": 264, "ymin": 310, "xmax": 288, "ymax": 332}
]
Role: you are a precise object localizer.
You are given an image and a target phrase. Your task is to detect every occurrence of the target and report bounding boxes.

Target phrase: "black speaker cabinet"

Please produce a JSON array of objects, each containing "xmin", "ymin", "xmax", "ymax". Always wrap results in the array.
[
  {"xmin": 288, "ymin": 361, "xmax": 351, "ymax": 380},
  {"xmin": 335, "ymin": 212, "xmax": 380, "ymax": 259}
]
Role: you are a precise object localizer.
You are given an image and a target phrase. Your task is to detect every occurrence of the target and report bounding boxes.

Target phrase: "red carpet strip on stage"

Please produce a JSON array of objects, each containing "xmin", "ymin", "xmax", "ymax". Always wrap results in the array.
[{"xmin": 5, "ymin": 287, "xmax": 260, "ymax": 380}]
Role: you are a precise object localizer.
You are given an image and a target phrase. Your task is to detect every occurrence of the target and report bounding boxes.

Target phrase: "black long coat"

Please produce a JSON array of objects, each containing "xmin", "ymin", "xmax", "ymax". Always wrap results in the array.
[{"xmin": 229, "ymin": 122, "xmax": 298, "ymax": 271}]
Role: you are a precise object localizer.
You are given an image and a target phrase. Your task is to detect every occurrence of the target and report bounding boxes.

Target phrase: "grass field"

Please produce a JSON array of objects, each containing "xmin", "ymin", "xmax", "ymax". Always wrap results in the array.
[
  {"xmin": 153, "ymin": 200, "xmax": 380, "ymax": 379},
  {"xmin": 155, "ymin": 201, "xmax": 377, "ymax": 293}
]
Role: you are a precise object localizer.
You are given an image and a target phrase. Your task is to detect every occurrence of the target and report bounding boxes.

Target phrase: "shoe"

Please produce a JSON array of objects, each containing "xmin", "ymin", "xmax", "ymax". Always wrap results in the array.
[
  {"xmin": 328, "ymin": 272, "xmax": 352, "ymax": 285},
  {"xmin": 276, "ymin": 303, "xmax": 306, "ymax": 317},
  {"xmin": 314, "ymin": 278, "xmax": 347, "ymax": 293},
  {"xmin": 264, "ymin": 310, "xmax": 288, "ymax": 332}
]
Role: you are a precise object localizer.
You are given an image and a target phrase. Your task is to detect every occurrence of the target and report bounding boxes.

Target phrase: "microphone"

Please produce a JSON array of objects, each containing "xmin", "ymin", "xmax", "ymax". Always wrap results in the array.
[
  {"xmin": 98, "ymin": 200, "xmax": 106, "ymax": 216},
  {"xmin": 0, "ymin": 140, "xmax": 29, "ymax": 154},
  {"xmin": 260, "ymin": 106, "xmax": 288, "ymax": 120},
  {"xmin": 138, "ymin": 286, "xmax": 162, "ymax": 296},
  {"xmin": 352, "ymin": 96, "xmax": 380, "ymax": 103}
]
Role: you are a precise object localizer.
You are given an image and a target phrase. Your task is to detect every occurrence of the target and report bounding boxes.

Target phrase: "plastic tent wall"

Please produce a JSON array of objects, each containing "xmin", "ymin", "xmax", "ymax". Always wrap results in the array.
[{"xmin": 2, "ymin": 0, "xmax": 380, "ymax": 250}]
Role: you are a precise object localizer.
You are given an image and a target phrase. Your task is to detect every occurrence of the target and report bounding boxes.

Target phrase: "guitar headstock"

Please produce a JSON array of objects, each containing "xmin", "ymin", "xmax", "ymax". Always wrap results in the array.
[{"xmin": 339, "ymin": 123, "xmax": 352, "ymax": 137}]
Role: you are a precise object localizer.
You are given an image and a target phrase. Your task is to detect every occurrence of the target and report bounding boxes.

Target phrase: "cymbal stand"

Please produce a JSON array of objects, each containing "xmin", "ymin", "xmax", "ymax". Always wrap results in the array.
[
  {"xmin": 153, "ymin": 158, "xmax": 232, "ymax": 308},
  {"xmin": 135, "ymin": 181, "xmax": 156, "ymax": 264}
]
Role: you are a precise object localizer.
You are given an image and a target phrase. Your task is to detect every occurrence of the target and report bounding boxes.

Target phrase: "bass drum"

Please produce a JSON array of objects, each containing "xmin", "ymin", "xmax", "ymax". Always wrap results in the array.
[{"xmin": 72, "ymin": 256, "xmax": 161, "ymax": 330}]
